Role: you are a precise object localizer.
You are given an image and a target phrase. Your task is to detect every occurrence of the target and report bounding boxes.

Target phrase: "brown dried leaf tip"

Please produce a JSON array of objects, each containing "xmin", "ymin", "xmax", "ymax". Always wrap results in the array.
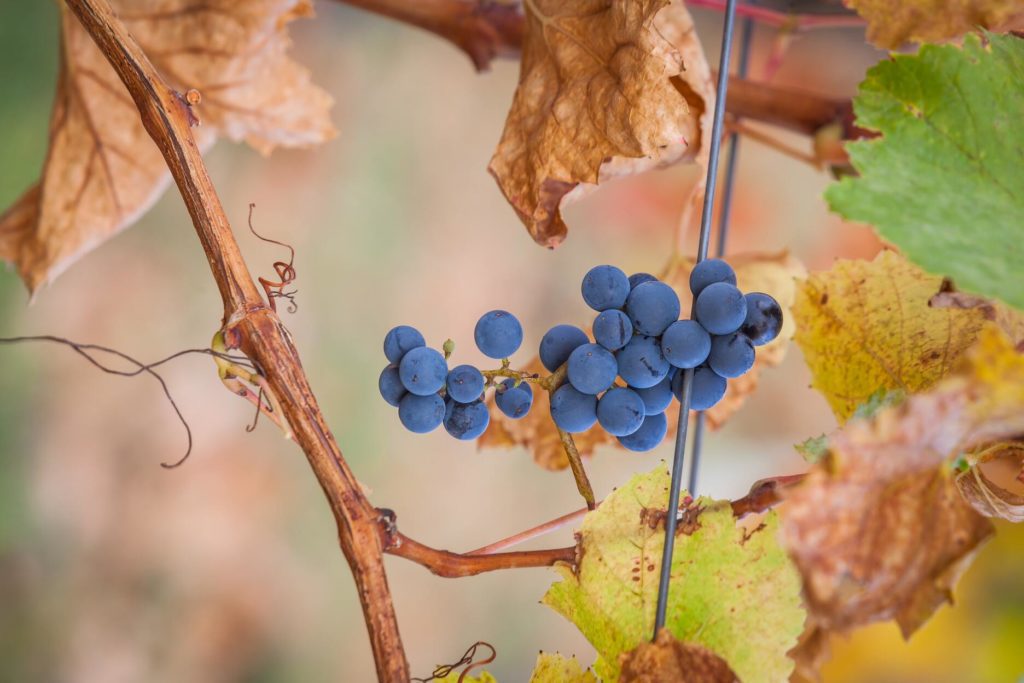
[
  {"xmin": 489, "ymin": 0, "xmax": 712, "ymax": 247},
  {"xmin": 0, "ymin": 0, "xmax": 335, "ymax": 293},
  {"xmin": 619, "ymin": 630, "xmax": 739, "ymax": 683}
]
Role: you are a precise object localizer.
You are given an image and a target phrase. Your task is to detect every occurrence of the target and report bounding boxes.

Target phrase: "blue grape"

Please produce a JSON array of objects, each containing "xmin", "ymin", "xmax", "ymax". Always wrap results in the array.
[
  {"xmin": 398, "ymin": 346, "xmax": 448, "ymax": 396},
  {"xmin": 740, "ymin": 292, "xmax": 783, "ymax": 346},
  {"xmin": 660, "ymin": 320, "xmax": 711, "ymax": 369},
  {"xmin": 581, "ymin": 265, "xmax": 630, "ymax": 311},
  {"xmin": 383, "ymin": 325, "xmax": 425, "ymax": 364},
  {"xmin": 628, "ymin": 272, "xmax": 657, "ymax": 289},
  {"xmin": 672, "ymin": 366, "xmax": 727, "ymax": 411},
  {"xmin": 550, "ymin": 384, "xmax": 598, "ymax": 433},
  {"xmin": 689, "ymin": 258, "xmax": 737, "ymax": 297},
  {"xmin": 694, "ymin": 282, "xmax": 747, "ymax": 335},
  {"xmin": 625, "ymin": 281, "xmax": 680, "ymax": 336},
  {"xmin": 708, "ymin": 333, "xmax": 755, "ymax": 378},
  {"xmin": 378, "ymin": 364, "xmax": 406, "ymax": 407},
  {"xmin": 617, "ymin": 412, "xmax": 668, "ymax": 452},
  {"xmin": 616, "ymin": 334, "xmax": 670, "ymax": 389},
  {"xmin": 592, "ymin": 309, "xmax": 633, "ymax": 351},
  {"xmin": 398, "ymin": 393, "xmax": 445, "ymax": 433},
  {"xmin": 597, "ymin": 387, "xmax": 646, "ymax": 436},
  {"xmin": 633, "ymin": 374, "xmax": 673, "ymax": 415},
  {"xmin": 539, "ymin": 324, "xmax": 589, "ymax": 372},
  {"xmin": 444, "ymin": 399, "xmax": 490, "ymax": 440},
  {"xmin": 496, "ymin": 379, "xmax": 533, "ymax": 419},
  {"xmin": 474, "ymin": 310, "xmax": 523, "ymax": 359},
  {"xmin": 568, "ymin": 343, "xmax": 618, "ymax": 394},
  {"xmin": 446, "ymin": 364, "xmax": 484, "ymax": 403}
]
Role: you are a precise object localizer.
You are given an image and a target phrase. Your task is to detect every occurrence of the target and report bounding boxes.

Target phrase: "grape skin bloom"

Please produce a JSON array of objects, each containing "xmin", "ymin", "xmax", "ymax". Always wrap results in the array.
[
  {"xmin": 444, "ymin": 399, "xmax": 490, "ymax": 440},
  {"xmin": 398, "ymin": 346, "xmax": 448, "ymax": 396},
  {"xmin": 581, "ymin": 265, "xmax": 630, "ymax": 311},
  {"xmin": 567, "ymin": 343, "xmax": 618, "ymax": 395},
  {"xmin": 474, "ymin": 310, "xmax": 523, "ymax": 359},
  {"xmin": 496, "ymin": 379, "xmax": 533, "ymax": 419},
  {"xmin": 539, "ymin": 324, "xmax": 589, "ymax": 372},
  {"xmin": 694, "ymin": 282, "xmax": 747, "ymax": 335},
  {"xmin": 625, "ymin": 281, "xmax": 680, "ymax": 336},
  {"xmin": 617, "ymin": 412, "xmax": 668, "ymax": 452},
  {"xmin": 446, "ymin": 364, "xmax": 485, "ymax": 403},
  {"xmin": 597, "ymin": 387, "xmax": 646, "ymax": 437},
  {"xmin": 550, "ymin": 384, "xmax": 598, "ymax": 433},
  {"xmin": 592, "ymin": 309, "xmax": 633, "ymax": 351},
  {"xmin": 383, "ymin": 325, "xmax": 425, "ymax": 364},
  {"xmin": 398, "ymin": 393, "xmax": 446, "ymax": 433}
]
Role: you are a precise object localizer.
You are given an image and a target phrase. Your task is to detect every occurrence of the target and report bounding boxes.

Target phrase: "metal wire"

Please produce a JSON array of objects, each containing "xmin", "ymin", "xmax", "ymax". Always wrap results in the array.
[
  {"xmin": 654, "ymin": 0, "xmax": 740, "ymax": 636},
  {"xmin": 689, "ymin": 16, "xmax": 756, "ymax": 498}
]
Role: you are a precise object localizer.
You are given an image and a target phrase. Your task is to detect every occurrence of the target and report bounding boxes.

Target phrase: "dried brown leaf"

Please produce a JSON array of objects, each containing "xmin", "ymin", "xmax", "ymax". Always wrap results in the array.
[
  {"xmin": 489, "ymin": 0, "xmax": 711, "ymax": 247},
  {"xmin": 0, "ymin": 0, "xmax": 335, "ymax": 292},
  {"xmin": 844, "ymin": 0, "xmax": 1024, "ymax": 49},
  {"xmin": 782, "ymin": 327, "xmax": 1024, "ymax": 637},
  {"xmin": 619, "ymin": 630, "xmax": 739, "ymax": 683},
  {"xmin": 955, "ymin": 443, "xmax": 1024, "ymax": 522},
  {"xmin": 787, "ymin": 625, "xmax": 831, "ymax": 683},
  {"xmin": 479, "ymin": 251, "xmax": 803, "ymax": 470}
]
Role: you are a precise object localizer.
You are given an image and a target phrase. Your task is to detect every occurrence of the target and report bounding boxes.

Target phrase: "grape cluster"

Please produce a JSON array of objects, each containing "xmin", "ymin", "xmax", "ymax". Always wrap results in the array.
[
  {"xmin": 542, "ymin": 262, "xmax": 781, "ymax": 452},
  {"xmin": 378, "ymin": 261, "xmax": 782, "ymax": 452},
  {"xmin": 378, "ymin": 311, "xmax": 534, "ymax": 439}
]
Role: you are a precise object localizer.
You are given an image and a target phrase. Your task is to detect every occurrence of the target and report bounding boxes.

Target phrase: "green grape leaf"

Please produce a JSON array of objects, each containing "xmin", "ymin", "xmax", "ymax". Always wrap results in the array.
[
  {"xmin": 795, "ymin": 434, "xmax": 829, "ymax": 463},
  {"xmin": 528, "ymin": 652, "xmax": 596, "ymax": 682},
  {"xmin": 542, "ymin": 464, "xmax": 805, "ymax": 682},
  {"xmin": 826, "ymin": 34, "xmax": 1024, "ymax": 311}
]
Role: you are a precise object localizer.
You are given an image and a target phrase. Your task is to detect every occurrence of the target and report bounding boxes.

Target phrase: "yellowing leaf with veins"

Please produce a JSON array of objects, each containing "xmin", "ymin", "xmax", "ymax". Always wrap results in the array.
[
  {"xmin": 543, "ymin": 465, "xmax": 805, "ymax": 683},
  {"xmin": 528, "ymin": 652, "xmax": 596, "ymax": 682},
  {"xmin": 844, "ymin": 0, "xmax": 1024, "ymax": 49},
  {"xmin": 792, "ymin": 250, "xmax": 1023, "ymax": 423},
  {"xmin": 480, "ymin": 251, "xmax": 803, "ymax": 470},
  {"xmin": 0, "ymin": 0, "xmax": 334, "ymax": 293},
  {"xmin": 782, "ymin": 327, "xmax": 1024, "ymax": 637},
  {"xmin": 489, "ymin": 0, "xmax": 711, "ymax": 247}
]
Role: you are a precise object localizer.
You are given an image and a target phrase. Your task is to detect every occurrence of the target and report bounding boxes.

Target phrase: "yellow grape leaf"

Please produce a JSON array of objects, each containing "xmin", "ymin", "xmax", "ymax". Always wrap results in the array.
[
  {"xmin": 844, "ymin": 0, "xmax": 1024, "ymax": 49},
  {"xmin": 0, "ymin": 0, "xmax": 334, "ymax": 293},
  {"xmin": 543, "ymin": 465, "xmax": 805, "ymax": 683},
  {"xmin": 782, "ymin": 327, "xmax": 1024, "ymax": 637},
  {"xmin": 489, "ymin": 0, "xmax": 711, "ymax": 247},
  {"xmin": 479, "ymin": 251, "xmax": 803, "ymax": 470},
  {"xmin": 792, "ymin": 250, "xmax": 1024, "ymax": 423},
  {"xmin": 528, "ymin": 652, "xmax": 596, "ymax": 682},
  {"xmin": 619, "ymin": 630, "xmax": 739, "ymax": 682}
]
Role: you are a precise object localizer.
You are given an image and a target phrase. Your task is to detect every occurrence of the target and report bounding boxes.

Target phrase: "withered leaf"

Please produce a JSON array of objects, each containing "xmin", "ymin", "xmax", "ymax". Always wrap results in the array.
[
  {"xmin": 782, "ymin": 327, "xmax": 1024, "ymax": 637},
  {"xmin": 955, "ymin": 443, "xmax": 1024, "ymax": 522},
  {"xmin": 479, "ymin": 251, "xmax": 804, "ymax": 470},
  {"xmin": 844, "ymin": 0, "xmax": 1024, "ymax": 49},
  {"xmin": 489, "ymin": 0, "xmax": 711, "ymax": 247},
  {"xmin": 619, "ymin": 630, "xmax": 739, "ymax": 683},
  {"xmin": 0, "ymin": 0, "xmax": 335, "ymax": 293}
]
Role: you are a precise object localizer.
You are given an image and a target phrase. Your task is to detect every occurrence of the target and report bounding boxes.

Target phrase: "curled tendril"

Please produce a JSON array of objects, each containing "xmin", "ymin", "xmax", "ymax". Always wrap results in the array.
[
  {"xmin": 411, "ymin": 641, "xmax": 496, "ymax": 683},
  {"xmin": 0, "ymin": 336, "xmax": 253, "ymax": 468},
  {"xmin": 248, "ymin": 203, "xmax": 298, "ymax": 313}
]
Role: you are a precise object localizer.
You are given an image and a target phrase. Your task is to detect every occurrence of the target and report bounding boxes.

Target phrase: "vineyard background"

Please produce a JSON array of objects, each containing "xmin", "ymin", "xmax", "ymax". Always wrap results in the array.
[{"xmin": 0, "ymin": 3, "xmax": 1021, "ymax": 681}]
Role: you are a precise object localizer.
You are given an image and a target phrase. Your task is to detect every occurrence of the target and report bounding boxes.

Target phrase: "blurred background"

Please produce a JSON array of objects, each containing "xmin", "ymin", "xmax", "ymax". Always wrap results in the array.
[{"xmin": 1, "ymin": 3, "xmax": 1021, "ymax": 682}]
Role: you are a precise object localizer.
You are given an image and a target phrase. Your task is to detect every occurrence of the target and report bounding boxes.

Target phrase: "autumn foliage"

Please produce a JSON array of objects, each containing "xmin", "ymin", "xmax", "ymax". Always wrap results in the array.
[{"xmin": 1, "ymin": 1, "xmax": 1022, "ymax": 681}]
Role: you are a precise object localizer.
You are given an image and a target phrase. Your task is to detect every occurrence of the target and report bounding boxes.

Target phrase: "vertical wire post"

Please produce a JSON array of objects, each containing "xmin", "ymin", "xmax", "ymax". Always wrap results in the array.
[
  {"xmin": 654, "ymin": 0, "xmax": 740, "ymax": 637},
  {"xmin": 689, "ymin": 16, "xmax": 755, "ymax": 498}
]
